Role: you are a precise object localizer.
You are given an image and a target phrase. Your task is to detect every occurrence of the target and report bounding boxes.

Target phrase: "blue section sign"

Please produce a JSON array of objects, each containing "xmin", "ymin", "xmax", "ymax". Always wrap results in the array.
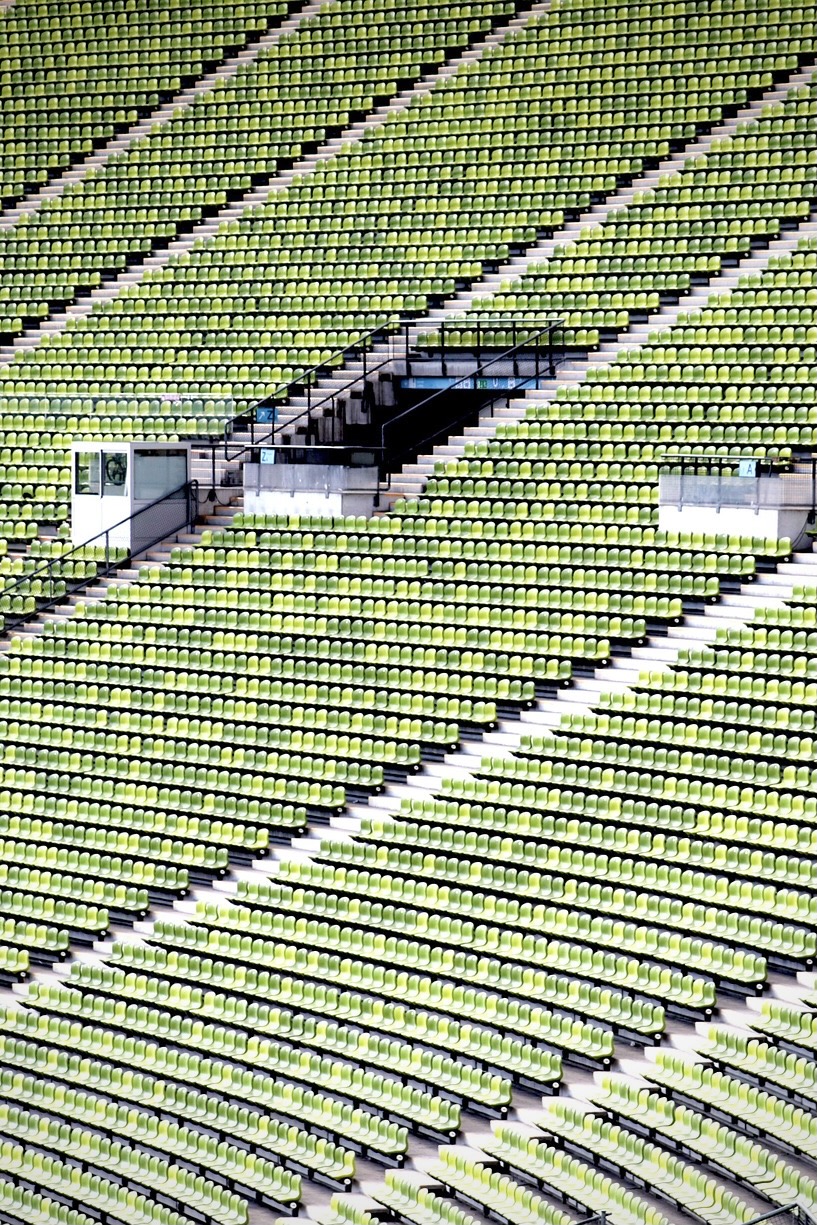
[{"xmin": 401, "ymin": 376, "xmax": 535, "ymax": 391}]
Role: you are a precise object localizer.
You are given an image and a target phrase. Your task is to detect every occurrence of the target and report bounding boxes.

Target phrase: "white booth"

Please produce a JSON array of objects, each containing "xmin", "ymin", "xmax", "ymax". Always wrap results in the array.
[{"xmin": 72, "ymin": 442, "xmax": 192, "ymax": 553}]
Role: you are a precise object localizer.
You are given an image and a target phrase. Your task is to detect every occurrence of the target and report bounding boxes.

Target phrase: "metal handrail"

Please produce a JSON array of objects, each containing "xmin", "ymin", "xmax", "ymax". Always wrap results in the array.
[
  {"xmin": 197, "ymin": 315, "xmax": 563, "ymax": 476},
  {"xmin": 218, "ymin": 315, "xmax": 562, "ymax": 501},
  {"xmin": 429, "ymin": 314, "xmax": 564, "ymax": 376},
  {"xmin": 383, "ymin": 317, "xmax": 562, "ymax": 434},
  {"xmin": 0, "ymin": 480, "xmax": 198, "ymax": 636},
  {"xmin": 376, "ymin": 318, "xmax": 564, "ymax": 503},
  {"xmin": 216, "ymin": 319, "xmax": 405, "ymax": 462}
]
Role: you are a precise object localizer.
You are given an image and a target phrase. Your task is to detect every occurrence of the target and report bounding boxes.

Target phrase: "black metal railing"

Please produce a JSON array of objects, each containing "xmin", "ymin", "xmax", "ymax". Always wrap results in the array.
[
  {"xmin": 196, "ymin": 316, "xmax": 564, "ymax": 480},
  {"xmin": 210, "ymin": 320, "xmax": 407, "ymax": 465},
  {"xmin": 0, "ymin": 480, "xmax": 198, "ymax": 637},
  {"xmin": 428, "ymin": 315, "xmax": 564, "ymax": 378},
  {"xmin": 375, "ymin": 318, "xmax": 564, "ymax": 503}
]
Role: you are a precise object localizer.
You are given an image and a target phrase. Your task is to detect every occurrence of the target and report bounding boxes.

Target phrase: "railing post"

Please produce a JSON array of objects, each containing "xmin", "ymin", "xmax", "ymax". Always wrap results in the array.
[{"xmin": 441, "ymin": 321, "xmax": 447, "ymax": 378}]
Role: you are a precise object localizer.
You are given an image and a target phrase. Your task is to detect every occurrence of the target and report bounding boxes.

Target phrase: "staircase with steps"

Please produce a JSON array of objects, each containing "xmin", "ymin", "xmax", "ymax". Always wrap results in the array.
[{"xmin": 0, "ymin": 0, "xmax": 326, "ymax": 236}]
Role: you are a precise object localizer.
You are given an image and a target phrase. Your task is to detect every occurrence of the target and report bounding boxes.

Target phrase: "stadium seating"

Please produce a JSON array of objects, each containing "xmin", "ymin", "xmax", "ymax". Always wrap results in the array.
[
  {"xmin": 0, "ymin": 0, "xmax": 518, "ymax": 340},
  {"xmin": 0, "ymin": 488, "xmax": 797, "ymax": 969},
  {"xmin": 644, "ymin": 1048, "xmax": 817, "ymax": 1160},
  {"xmin": 708, "ymin": 1020, "xmax": 817, "ymax": 1106},
  {"xmin": 476, "ymin": 1103, "xmax": 761, "ymax": 1225},
  {"xmin": 422, "ymin": 79, "xmax": 817, "ymax": 352},
  {"xmin": 432, "ymin": 1137, "xmax": 675, "ymax": 1225},
  {"xmin": 0, "ymin": 0, "xmax": 297, "ymax": 208},
  {"xmin": 590, "ymin": 1076, "xmax": 817, "ymax": 1205},
  {"xmin": 1, "ymin": 3, "xmax": 817, "ymax": 1224},
  {"xmin": 0, "ymin": 0, "xmax": 814, "ymax": 547},
  {"xmin": 433, "ymin": 228, "xmax": 817, "ymax": 607}
]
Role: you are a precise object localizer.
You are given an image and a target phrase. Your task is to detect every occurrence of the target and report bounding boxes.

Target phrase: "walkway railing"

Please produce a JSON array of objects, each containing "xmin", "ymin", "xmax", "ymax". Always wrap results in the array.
[{"xmin": 0, "ymin": 480, "xmax": 198, "ymax": 636}]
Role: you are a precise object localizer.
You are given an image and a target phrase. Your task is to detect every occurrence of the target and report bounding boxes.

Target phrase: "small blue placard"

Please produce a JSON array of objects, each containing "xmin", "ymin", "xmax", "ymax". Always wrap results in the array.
[
  {"xmin": 738, "ymin": 458, "xmax": 758, "ymax": 477},
  {"xmin": 260, "ymin": 448, "xmax": 276, "ymax": 465}
]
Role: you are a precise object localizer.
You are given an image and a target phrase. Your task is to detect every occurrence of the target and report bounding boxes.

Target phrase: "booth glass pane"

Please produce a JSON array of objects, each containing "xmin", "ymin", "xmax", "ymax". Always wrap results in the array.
[
  {"xmin": 102, "ymin": 453, "xmax": 128, "ymax": 497},
  {"xmin": 75, "ymin": 452, "xmax": 100, "ymax": 496},
  {"xmin": 133, "ymin": 450, "xmax": 187, "ymax": 501}
]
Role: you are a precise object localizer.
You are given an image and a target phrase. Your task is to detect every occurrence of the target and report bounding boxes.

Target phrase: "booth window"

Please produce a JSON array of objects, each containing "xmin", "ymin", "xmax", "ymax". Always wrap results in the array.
[
  {"xmin": 103, "ymin": 453, "xmax": 128, "ymax": 497},
  {"xmin": 133, "ymin": 449, "xmax": 187, "ymax": 500},
  {"xmin": 75, "ymin": 452, "xmax": 100, "ymax": 496}
]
